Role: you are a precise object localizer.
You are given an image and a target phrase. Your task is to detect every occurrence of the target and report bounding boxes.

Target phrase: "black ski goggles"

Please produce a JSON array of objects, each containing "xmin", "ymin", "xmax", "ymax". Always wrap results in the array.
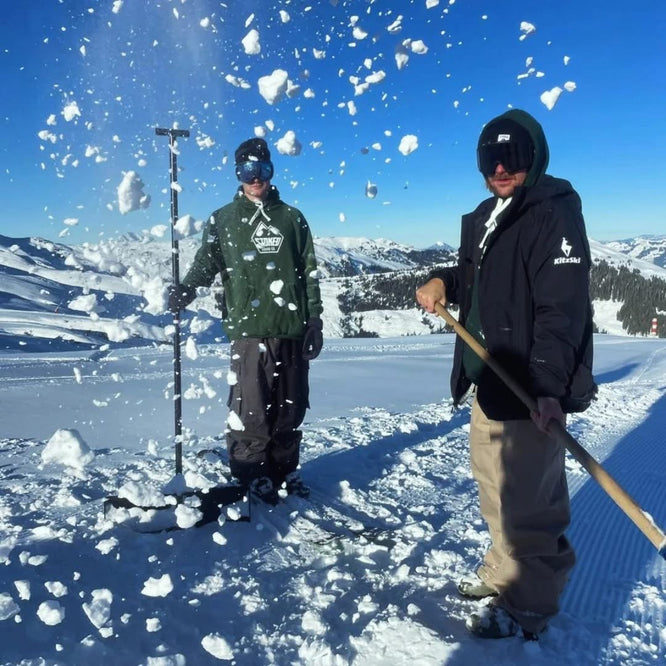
[
  {"xmin": 477, "ymin": 141, "xmax": 534, "ymax": 176},
  {"xmin": 235, "ymin": 160, "xmax": 274, "ymax": 183}
]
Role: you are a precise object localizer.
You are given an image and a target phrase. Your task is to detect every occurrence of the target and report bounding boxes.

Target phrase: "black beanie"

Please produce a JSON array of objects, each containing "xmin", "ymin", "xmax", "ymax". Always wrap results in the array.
[
  {"xmin": 478, "ymin": 118, "xmax": 533, "ymax": 154},
  {"xmin": 234, "ymin": 137, "xmax": 271, "ymax": 164},
  {"xmin": 478, "ymin": 109, "xmax": 549, "ymax": 186}
]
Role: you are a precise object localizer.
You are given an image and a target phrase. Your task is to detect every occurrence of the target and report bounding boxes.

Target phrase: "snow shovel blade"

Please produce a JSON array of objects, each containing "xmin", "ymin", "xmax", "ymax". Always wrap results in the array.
[{"xmin": 103, "ymin": 484, "xmax": 250, "ymax": 530}]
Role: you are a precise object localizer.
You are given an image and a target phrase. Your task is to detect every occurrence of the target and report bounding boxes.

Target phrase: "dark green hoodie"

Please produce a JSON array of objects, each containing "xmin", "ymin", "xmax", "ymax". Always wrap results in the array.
[{"xmin": 182, "ymin": 187, "xmax": 322, "ymax": 341}]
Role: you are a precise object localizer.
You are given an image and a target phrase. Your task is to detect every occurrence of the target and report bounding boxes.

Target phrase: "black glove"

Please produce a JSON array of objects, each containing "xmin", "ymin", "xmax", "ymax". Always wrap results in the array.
[
  {"xmin": 167, "ymin": 284, "xmax": 196, "ymax": 314},
  {"xmin": 302, "ymin": 317, "xmax": 323, "ymax": 361}
]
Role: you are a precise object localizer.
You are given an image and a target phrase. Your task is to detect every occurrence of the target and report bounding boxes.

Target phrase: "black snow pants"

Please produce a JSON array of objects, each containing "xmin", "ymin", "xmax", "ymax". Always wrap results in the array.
[{"xmin": 226, "ymin": 337, "xmax": 309, "ymax": 485}]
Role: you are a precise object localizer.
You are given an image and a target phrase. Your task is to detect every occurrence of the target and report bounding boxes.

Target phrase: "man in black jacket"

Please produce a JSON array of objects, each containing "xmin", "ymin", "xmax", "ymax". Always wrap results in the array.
[{"xmin": 416, "ymin": 109, "xmax": 596, "ymax": 640}]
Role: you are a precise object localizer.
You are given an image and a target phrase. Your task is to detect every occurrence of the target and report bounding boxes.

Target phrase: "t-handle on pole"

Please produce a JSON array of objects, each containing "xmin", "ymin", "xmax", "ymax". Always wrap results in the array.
[{"xmin": 155, "ymin": 127, "xmax": 190, "ymax": 476}]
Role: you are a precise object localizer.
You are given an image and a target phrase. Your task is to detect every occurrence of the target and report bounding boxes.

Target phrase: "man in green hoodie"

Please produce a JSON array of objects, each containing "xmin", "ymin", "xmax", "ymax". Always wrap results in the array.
[
  {"xmin": 416, "ymin": 110, "xmax": 596, "ymax": 640},
  {"xmin": 168, "ymin": 137, "xmax": 323, "ymax": 505}
]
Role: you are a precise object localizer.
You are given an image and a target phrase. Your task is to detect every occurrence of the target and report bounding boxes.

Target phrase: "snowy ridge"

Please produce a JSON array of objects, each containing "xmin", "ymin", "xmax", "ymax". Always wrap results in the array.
[
  {"xmin": 2, "ymin": 231, "xmax": 666, "ymax": 351},
  {"xmin": 603, "ymin": 235, "xmax": 666, "ymax": 270}
]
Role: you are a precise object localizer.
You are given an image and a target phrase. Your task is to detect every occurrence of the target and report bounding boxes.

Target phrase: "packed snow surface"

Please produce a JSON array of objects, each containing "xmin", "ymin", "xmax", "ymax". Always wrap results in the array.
[{"xmin": 1, "ymin": 334, "xmax": 665, "ymax": 665}]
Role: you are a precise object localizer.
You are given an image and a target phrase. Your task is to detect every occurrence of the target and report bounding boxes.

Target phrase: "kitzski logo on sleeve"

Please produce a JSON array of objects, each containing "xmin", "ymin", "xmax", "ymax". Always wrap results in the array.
[
  {"xmin": 251, "ymin": 222, "xmax": 284, "ymax": 254},
  {"xmin": 554, "ymin": 236, "xmax": 581, "ymax": 265}
]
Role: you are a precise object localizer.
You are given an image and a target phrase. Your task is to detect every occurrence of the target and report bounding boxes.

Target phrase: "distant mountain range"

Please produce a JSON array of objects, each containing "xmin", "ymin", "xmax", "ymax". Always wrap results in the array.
[
  {"xmin": 603, "ymin": 236, "xmax": 666, "ymax": 268},
  {"xmin": 1, "ymin": 232, "xmax": 666, "ymax": 351}
]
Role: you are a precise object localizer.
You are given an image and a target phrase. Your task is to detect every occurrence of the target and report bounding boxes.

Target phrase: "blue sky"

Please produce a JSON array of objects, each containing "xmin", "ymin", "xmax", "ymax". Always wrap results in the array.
[{"xmin": 1, "ymin": 0, "xmax": 665, "ymax": 248}]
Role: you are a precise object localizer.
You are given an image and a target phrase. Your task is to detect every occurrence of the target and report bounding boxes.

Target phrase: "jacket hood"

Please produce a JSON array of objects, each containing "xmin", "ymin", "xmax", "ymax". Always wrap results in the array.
[{"xmin": 482, "ymin": 109, "xmax": 549, "ymax": 187}]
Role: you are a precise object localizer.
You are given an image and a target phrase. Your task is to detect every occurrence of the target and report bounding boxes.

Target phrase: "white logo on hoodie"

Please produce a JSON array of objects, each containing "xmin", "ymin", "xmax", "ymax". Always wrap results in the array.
[{"xmin": 554, "ymin": 236, "xmax": 581, "ymax": 265}]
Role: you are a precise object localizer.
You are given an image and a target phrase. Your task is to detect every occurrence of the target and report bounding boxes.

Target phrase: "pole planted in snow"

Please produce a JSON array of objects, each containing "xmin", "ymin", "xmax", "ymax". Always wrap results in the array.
[
  {"xmin": 155, "ymin": 127, "xmax": 189, "ymax": 476},
  {"xmin": 434, "ymin": 302, "xmax": 666, "ymax": 560}
]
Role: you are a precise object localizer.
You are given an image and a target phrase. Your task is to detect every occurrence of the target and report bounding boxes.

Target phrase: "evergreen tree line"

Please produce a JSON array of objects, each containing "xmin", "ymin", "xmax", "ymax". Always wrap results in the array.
[
  {"xmin": 336, "ymin": 260, "xmax": 666, "ymax": 337},
  {"xmin": 591, "ymin": 260, "xmax": 666, "ymax": 336}
]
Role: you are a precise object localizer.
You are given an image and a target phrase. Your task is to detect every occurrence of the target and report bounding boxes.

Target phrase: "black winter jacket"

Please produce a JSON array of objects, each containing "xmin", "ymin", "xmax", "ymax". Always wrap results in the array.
[{"xmin": 430, "ymin": 175, "xmax": 597, "ymax": 420}]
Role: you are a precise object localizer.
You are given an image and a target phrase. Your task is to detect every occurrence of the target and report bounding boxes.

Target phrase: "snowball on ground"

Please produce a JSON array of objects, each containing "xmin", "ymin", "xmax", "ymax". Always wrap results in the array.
[{"xmin": 41, "ymin": 429, "xmax": 94, "ymax": 469}]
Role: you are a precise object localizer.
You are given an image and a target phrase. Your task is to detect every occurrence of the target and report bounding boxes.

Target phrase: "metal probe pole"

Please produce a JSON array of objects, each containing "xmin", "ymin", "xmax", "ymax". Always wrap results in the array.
[{"xmin": 155, "ymin": 127, "xmax": 190, "ymax": 475}]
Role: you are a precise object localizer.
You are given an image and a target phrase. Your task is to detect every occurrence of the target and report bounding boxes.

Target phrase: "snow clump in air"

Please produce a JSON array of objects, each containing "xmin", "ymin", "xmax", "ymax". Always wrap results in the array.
[
  {"xmin": 541, "ymin": 86, "xmax": 563, "ymax": 110},
  {"xmin": 519, "ymin": 21, "xmax": 536, "ymax": 40},
  {"xmin": 398, "ymin": 135, "xmax": 419, "ymax": 155},
  {"xmin": 242, "ymin": 29, "xmax": 260, "ymax": 55},
  {"xmin": 174, "ymin": 214, "xmax": 203, "ymax": 240},
  {"xmin": 62, "ymin": 101, "xmax": 81, "ymax": 122},
  {"xmin": 117, "ymin": 171, "xmax": 151, "ymax": 214},
  {"xmin": 0, "ymin": 593, "xmax": 20, "ymax": 621},
  {"xmin": 202, "ymin": 633, "xmax": 235, "ymax": 660},
  {"xmin": 141, "ymin": 574, "xmax": 174, "ymax": 598},
  {"xmin": 258, "ymin": 69, "xmax": 289, "ymax": 104},
  {"xmin": 276, "ymin": 130, "xmax": 302, "ymax": 156},
  {"xmin": 37, "ymin": 600, "xmax": 66, "ymax": 626}
]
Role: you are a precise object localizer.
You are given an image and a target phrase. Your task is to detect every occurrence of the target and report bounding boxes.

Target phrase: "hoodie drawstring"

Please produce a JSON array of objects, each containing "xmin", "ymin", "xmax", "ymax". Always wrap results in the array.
[{"xmin": 248, "ymin": 200, "xmax": 272, "ymax": 226}]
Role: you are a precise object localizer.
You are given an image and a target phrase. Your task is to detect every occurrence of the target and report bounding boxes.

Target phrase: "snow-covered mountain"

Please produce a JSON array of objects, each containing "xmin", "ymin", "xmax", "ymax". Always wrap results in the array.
[
  {"xmin": 603, "ymin": 235, "xmax": 666, "ymax": 269},
  {"xmin": 2, "ymin": 231, "xmax": 666, "ymax": 351}
]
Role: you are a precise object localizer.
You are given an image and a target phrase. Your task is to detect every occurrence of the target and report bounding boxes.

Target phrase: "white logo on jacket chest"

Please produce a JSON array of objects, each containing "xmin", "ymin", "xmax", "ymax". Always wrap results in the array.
[
  {"xmin": 251, "ymin": 222, "xmax": 284, "ymax": 254},
  {"xmin": 554, "ymin": 236, "xmax": 581, "ymax": 265}
]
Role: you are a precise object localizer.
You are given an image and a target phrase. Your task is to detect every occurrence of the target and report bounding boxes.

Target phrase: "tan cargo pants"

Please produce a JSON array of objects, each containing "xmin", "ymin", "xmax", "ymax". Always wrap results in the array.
[{"xmin": 470, "ymin": 398, "xmax": 575, "ymax": 633}]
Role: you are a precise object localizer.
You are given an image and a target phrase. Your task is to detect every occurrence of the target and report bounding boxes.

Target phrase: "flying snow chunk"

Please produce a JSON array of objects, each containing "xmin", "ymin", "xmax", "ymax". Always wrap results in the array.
[
  {"xmin": 117, "ymin": 171, "xmax": 151, "ymax": 214},
  {"xmin": 270, "ymin": 279, "xmax": 284, "ymax": 295},
  {"xmin": 142, "ymin": 574, "xmax": 174, "ymax": 598},
  {"xmin": 112, "ymin": 0, "xmax": 123, "ymax": 14},
  {"xmin": 352, "ymin": 25, "xmax": 368, "ymax": 40},
  {"xmin": 37, "ymin": 600, "xmax": 66, "ymax": 626},
  {"xmin": 387, "ymin": 16, "xmax": 403, "ymax": 33},
  {"xmin": 398, "ymin": 135, "xmax": 419, "ymax": 156},
  {"xmin": 202, "ymin": 633, "xmax": 234, "ymax": 660},
  {"xmin": 225, "ymin": 74, "xmax": 251, "ymax": 89},
  {"xmin": 426, "ymin": 0, "xmax": 440, "ymax": 7},
  {"xmin": 242, "ymin": 29, "xmax": 261, "ymax": 55},
  {"xmin": 258, "ymin": 69, "xmax": 289, "ymax": 105},
  {"xmin": 42, "ymin": 429, "xmax": 94, "ymax": 470},
  {"xmin": 395, "ymin": 44, "xmax": 409, "ymax": 70},
  {"xmin": 185, "ymin": 336, "xmax": 199, "ymax": 360},
  {"xmin": 0, "ymin": 593, "xmax": 20, "ymax": 621},
  {"xmin": 276, "ymin": 130, "xmax": 302, "ymax": 156},
  {"xmin": 82, "ymin": 589, "xmax": 113, "ymax": 630},
  {"xmin": 279, "ymin": 10, "xmax": 290, "ymax": 23},
  {"xmin": 227, "ymin": 411, "xmax": 245, "ymax": 431},
  {"xmin": 38, "ymin": 130, "xmax": 57, "ymax": 143},
  {"xmin": 540, "ymin": 86, "xmax": 563, "ymax": 110},
  {"xmin": 564, "ymin": 81, "xmax": 577, "ymax": 92},
  {"xmin": 365, "ymin": 181, "xmax": 378, "ymax": 199},
  {"xmin": 519, "ymin": 21, "xmax": 536, "ymax": 40},
  {"xmin": 174, "ymin": 214, "xmax": 202, "ymax": 239},
  {"xmin": 62, "ymin": 101, "xmax": 81, "ymax": 122},
  {"xmin": 410, "ymin": 40, "xmax": 429, "ymax": 55}
]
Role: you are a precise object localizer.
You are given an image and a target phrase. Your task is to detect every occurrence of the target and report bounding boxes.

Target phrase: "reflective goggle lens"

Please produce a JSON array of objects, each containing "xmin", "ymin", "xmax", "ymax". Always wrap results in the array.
[
  {"xmin": 236, "ymin": 160, "xmax": 274, "ymax": 183},
  {"xmin": 477, "ymin": 142, "xmax": 533, "ymax": 176}
]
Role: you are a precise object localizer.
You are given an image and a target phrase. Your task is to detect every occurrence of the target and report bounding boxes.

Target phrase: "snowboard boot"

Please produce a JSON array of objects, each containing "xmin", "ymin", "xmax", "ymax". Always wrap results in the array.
[
  {"xmin": 457, "ymin": 575, "xmax": 498, "ymax": 600},
  {"xmin": 284, "ymin": 471, "xmax": 310, "ymax": 498},
  {"xmin": 250, "ymin": 477, "xmax": 280, "ymax": 506},
  {"xmin": 466, "ymin": 602, "xmax": 541, "ymax": 641},
  {"xmin": 466, "ymin": 603, "xmax": 518, "ymax": 639}
]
